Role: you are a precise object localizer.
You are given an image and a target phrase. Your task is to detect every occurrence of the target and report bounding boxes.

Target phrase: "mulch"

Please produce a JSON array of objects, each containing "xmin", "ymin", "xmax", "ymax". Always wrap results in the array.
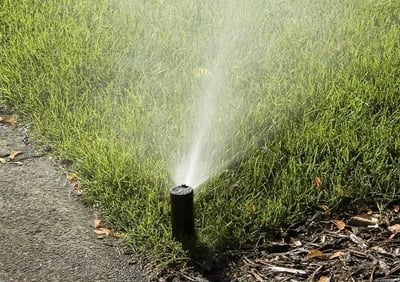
[
  {"xmin": 229, "ymin": 204, "xmax": 400, "ymax": 282},
  {"xmin": 167, "ymin": 201, "xmax": 400, "ymax": 282}
]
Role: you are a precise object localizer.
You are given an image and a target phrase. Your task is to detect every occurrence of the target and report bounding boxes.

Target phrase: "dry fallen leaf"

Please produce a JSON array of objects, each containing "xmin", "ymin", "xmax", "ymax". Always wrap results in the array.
[
  {"xmin": 9, "ymin": 150, "xmax": 22, "ymax": 160},
  {"xmin": 332, "ymin": 219, "xmax": 346, "ymax": 232},
  {"xmin": 0, "ymin": 116, "xmax": 17, "ymax": 125},
  {"xmin": 68, "ymin": 173, "xmax": 82, "ymax": 195},
  {"xmin": 307, "ymin": 249, "xmax": 327, "ymax": 260},
  {"xmin": 68, "ymin": 173, "xmax": 78, "ymax": 182},
  {"xmin": 91, "ymin": 217, "xmax": 125, "ymax": 239},
  {"xmin": 329, "ymin": 251, "xmax": 346, "ymax": 260},
  {"xmin": 93, "ymin": 218, "xmax": 101, "ymax": 228},
  {"xmin": 314, "ymin": 176, "xmax": 323, "ymax": 190},
  {"xmin": 318, "ymin": 275, "xmax": 330, "ymax": 282},
  {"xmin": 93, "ymin": 225, "xmax": 125, "ymax": 239},
  {"xmin": 0, "ymin": 158, "xmax": 6, "ymax": 164},
  {"xmin": 389, "ymin": 224, "xmax": 400, "ymax": 239},
  {"xmin": 94, "ymin": 227, "xmax": 111, "ymax": 236}
]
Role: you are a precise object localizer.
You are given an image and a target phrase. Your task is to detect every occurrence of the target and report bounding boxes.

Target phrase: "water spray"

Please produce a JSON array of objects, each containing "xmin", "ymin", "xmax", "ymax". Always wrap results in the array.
[{"xmin": 170, "ymin": 184, "xmax": 195, "ymax": 242}]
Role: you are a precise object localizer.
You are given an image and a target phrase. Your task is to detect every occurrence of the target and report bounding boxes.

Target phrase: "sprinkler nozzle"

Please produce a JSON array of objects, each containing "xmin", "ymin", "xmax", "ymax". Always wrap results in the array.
[{"xmin": 170, "ymin": 184, "xmax": 195, "ymax": 242}]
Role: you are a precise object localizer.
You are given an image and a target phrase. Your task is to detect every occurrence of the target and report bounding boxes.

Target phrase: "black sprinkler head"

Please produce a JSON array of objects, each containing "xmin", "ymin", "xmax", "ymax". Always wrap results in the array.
[{"xmin": 170, "ymin": 184, "xmax": 195, "ymax": 242}]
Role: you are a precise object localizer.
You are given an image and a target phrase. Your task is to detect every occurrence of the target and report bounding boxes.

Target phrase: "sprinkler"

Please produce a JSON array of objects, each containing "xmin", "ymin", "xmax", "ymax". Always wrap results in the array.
[{"xmin": 170, "ymin": 184, "xmax": 195, "ymax": 242}]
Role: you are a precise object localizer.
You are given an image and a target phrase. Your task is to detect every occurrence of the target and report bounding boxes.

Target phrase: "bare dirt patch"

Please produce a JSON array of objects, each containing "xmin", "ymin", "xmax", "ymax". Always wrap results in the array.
[{"xmin": 0, "ymin": 123, "xmax": 147, "ymax": 282}]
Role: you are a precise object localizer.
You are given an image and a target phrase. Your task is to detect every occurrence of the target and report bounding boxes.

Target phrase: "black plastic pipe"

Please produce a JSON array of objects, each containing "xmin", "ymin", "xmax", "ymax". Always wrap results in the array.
[{"xmin": 170, "ymin": 184, "xmax": 195, "ymax": 242}]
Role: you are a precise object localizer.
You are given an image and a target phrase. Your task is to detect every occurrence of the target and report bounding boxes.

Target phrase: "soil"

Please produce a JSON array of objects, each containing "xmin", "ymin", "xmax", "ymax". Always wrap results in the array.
[{"xmin": 0, "ymin": 123, "xmax": 147, "ymax": 282}]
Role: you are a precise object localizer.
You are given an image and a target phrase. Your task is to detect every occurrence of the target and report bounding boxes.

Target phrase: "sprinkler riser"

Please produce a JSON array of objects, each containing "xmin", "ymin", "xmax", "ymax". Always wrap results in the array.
[{"xmin": 170, "ymin": 184, "xmax": 195, "ymax": 242}]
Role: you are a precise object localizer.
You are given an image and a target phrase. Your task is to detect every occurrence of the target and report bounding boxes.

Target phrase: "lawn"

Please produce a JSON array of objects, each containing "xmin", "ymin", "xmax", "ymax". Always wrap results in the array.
[{"xmin": 1, "ymin": 0, "xmax": 399, "ymax": 269}]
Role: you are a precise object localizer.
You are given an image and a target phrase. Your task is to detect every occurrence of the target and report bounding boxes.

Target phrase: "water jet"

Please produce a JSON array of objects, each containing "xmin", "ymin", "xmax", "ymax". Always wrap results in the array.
[{"xmin": 170, "ymin": 184, "xmax": 195, "ymax": 242}]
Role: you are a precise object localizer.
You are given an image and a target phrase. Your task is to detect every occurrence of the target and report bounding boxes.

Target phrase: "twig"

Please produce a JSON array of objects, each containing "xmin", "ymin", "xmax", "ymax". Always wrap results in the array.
[
  {"xmin": 349, "ymin": 233, "xmax": 368, "ymax": 249},
  {"xmin": 179, "ymin": 272, "xmax": 197, "ymax": 282},
  {"xmin": 250, "ymin": 268, "xmax": 267, "ymax": 282},
  {"xmin": 369, "ymin": 265, "xmax": 377, "ymax": 282},
  {"xmin": 5, "ymin": 161, "xmax": 23, "ymax": 165},
  {"xmin": 308, "ymin": 265, "xmax": 323, "ymax": 282},
  {"xmin": 243, "ymin": 256, "xmax": 259, "ymax": 267},
  {"xmin": 389, "ymin": 264, "xmax": 400, "ymax": 275},
  {"xmin": 268, "ymin": 265, "xmax": 307, "ymax": 276}
]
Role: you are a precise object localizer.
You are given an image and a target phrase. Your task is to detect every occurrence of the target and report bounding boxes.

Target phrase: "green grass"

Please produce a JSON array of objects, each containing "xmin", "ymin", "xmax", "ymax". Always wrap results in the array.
[{"xmin": 1, "ymin": 0, "xmax": 399, "ymax": 270}]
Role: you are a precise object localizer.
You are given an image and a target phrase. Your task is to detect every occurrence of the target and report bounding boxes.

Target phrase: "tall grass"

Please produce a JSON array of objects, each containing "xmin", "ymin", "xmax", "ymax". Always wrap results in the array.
[{"xmin": 1, "ymin": 0, "xmax": 399, "ymax": 266}]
